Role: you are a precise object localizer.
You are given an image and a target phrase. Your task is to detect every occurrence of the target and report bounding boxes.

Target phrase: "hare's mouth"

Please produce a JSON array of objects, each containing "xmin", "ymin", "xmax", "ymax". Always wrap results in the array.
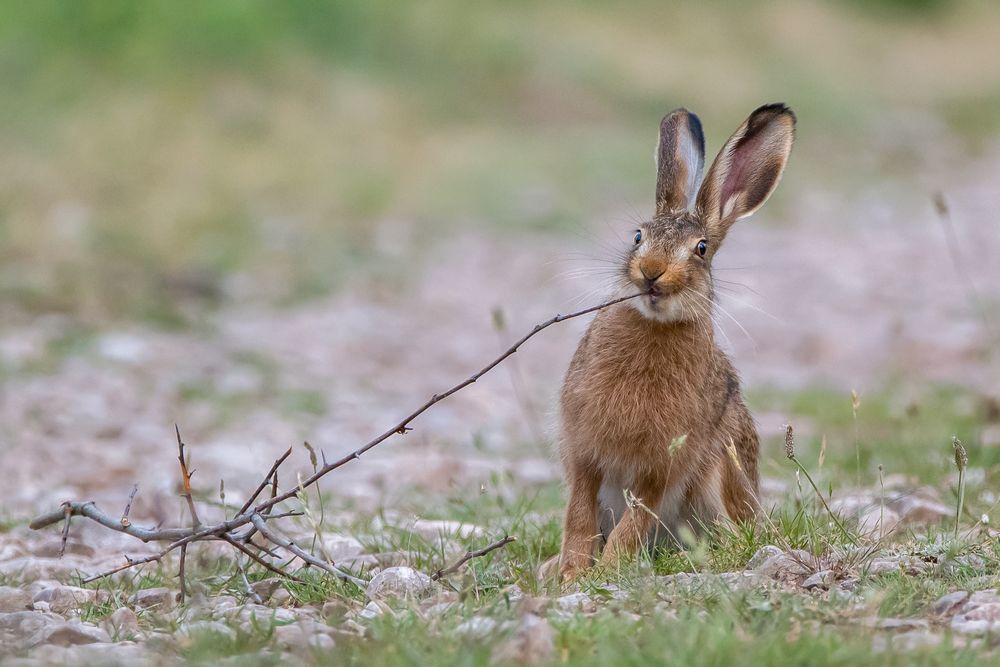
[
  {"xmin": 644, "ymin": 284, "xmax": 672, "ymax": 303},
  {"xmin": 631, "ymin": 289, "xmax": 686, "ymax": 323}
]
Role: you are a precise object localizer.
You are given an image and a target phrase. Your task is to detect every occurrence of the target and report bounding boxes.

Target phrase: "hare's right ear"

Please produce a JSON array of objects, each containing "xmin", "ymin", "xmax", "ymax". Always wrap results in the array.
[
  {"xmin": 696, "ymin": 103, "xmax": 795, "ymax": 246},
  {"xmin": 655, "ymin": 109, "xmax": 705, "ymax": 216}
]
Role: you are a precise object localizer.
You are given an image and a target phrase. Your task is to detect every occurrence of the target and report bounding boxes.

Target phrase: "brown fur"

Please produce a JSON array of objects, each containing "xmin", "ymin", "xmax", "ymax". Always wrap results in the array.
[{"xmin": 556, "ymin": 104, "xmax": 795, "ymax": 578}]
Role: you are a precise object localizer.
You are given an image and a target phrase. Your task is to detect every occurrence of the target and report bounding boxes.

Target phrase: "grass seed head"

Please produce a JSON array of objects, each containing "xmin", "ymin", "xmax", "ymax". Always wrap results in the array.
[
  {"xmin": 952, "ymin": 436, "xmax": 968, "ymax": 470},
  {"xmin": 784, "ymin": 424, "xmax": 795, "ymax": 460}
]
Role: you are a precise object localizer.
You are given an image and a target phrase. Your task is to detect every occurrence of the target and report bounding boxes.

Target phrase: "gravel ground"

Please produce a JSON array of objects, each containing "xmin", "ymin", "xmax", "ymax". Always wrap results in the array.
[{"xmin": 0, "ymin": 146, "xmax": 998, "ymax": 664}]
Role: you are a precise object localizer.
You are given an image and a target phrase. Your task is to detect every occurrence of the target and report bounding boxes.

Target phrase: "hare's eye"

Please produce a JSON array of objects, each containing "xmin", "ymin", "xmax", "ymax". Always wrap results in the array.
[
  {"xmin": 633, "ymin": 230, "xmax": 642, "ymax": 245},
  {"xmin": 696, "ymin": 239, "xmax": 708, "ymax": 257}
]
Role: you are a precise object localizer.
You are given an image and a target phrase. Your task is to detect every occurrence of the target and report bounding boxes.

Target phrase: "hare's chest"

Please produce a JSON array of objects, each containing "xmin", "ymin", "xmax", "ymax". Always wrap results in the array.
[{"xmin": 568, "ymin": 348, "xmax": 705, "ymax": 449}]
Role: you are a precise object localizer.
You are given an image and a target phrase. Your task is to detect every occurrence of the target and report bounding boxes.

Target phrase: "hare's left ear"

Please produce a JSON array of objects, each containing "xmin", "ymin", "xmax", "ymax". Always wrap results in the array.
[
  {"xmin": 655, "ymin": 109, "xmax": 705, "ymax": 215},
  {"xmin": 697, "ymin": 103, "xmax": 795, "ymax": 244}
]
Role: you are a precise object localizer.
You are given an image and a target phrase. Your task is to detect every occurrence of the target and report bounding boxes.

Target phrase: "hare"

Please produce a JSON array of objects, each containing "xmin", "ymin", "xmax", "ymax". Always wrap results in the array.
[{"xmin": 556, "ymin": 104, "xmax": 795, "ymax": 578}]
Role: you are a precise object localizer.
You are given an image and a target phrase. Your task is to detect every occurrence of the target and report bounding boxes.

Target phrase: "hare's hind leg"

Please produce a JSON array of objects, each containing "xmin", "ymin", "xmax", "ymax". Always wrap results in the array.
[
  {"xmin": 719, "ymin": 400, "xmax": 761, "ymax": 522},
  {"xmin": 598, "ymin": 474, "xmax": 666, "ymax": 570}
]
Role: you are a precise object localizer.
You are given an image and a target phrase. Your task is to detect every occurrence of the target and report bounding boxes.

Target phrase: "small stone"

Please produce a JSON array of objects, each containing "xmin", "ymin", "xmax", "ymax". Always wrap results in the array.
[
  {"xmin": 32, "ymin": 586, "xmax": 104, "ymax": 614},
  {"xmin": 456, "ymin": 616, "xmax": 503, "ymax": 639},
  {"xmin": 424, "ymin": 601, "xmax": 458, "ymax": 618},
  {"xmin": 746, "ymin": 545, "xmax": 783, "ymax": 570},
  {"xmin": 25, "ymin": 580, "xmax": 63, "ymax": 598},
  {"xmin": 828, "ymin": 588, "xmax": 855, "ymax": 603},
  {"xmin": 178, "ymin": 620, "xmax": 238, "ymax": 640},
  {"xmin": 129, "ymin": 587, "xmax": 176, "ymax": 611},
  {"xmin": 954, "ymin": 602, "xmax": 1000, "ymax": 634},
  {"xmin": 503, "ymin": 584, "xmax": 526, "ymax": 602},
  {"xmin": 338, "ymin": 619, "xmax": 368, "ymax": 637},
  {"xmin": 210, "ymin": 595, "xmax": 240, "ymax": 614},
  {"xmin": 269, "ymin": 587, "xmax": 291, "ymax": 607},
  {"xmin": 866, "ymin": 557, "xmax": 929, "ymax": 576},
  {"xmin": 32, "ymin": 601, "xmax": 52, "ymax": 613},
  {"xmin": 228, "ymin": 603, "xmax": 297, "ymax": 626},
  {"xmin": 250, "ymin": 578, "xmax": 282, "ymax": 601},
  {"xmin": 942, "ymin": 554, "xmax": 986, "ymax": 574},
  {"xmin": 365, "ymin": 566, "xmax": 435, "ymax": 602},
  {"xmin": 0, "ymin": 611, "xmax": 62, "ymax": 647},
  {"xmin": 33, "ymin": 538, "xmax": 96, "ymax": 559},
  {"xmin": 321, "ymin": 534, "xmax": 365, "ymax": 562},
  {"xmin": 717, "ymin": 571, "xmax": 772, "ymax": 591},
  {"xmin": 932, "ymin": 591, "xmax": 969, "ymax": 616},
  {"xmin": 36, "ymin": 621, "xmax": 111, "ymax": 646},
  {"xmin": 894, "ymin": 497, "xmax": 951, "ymax": 525},
  {"xmin": 965, "ymin": 589, "xmax": 1000, "ymax": 605},
  {"xmin": 490, "ymin": 613, "xmax": 554, "ymax": 666},
  {"xmin": 554, "ymin": 592, "xmax": 596, "ymax": 614},
  {"xmin": 0, "ymin": 557, "xmax": 87, "ymax": 582},
  {"xmin": 321, "ymin": 600, "xmax": 350, "ymax": 622},
  {"xmin": 801, "ymin": 570, "xmax": 833, "ymax": 591},
  {"xmin": 0, "ymin": 586, "xmax": 32, "ymax": 612},
  {"xmin": 106, "ymin": 607, "xmax": 141, "ymax": 639},
  {"xmin": 862, "ymin": 617, "xmax": 929, "ymax": 631},
  {"xmin": 756, "ymin": 550, "xmax": 814, "ymax": 580},
  {"xmin": 358, "ymin": 600, "xmax": 388, "ymax": 620},
  {"xmin": 858, "ymin": 508, "xmax": 900, "ymax": 538},
  {"xmin": 422, "ymin": 590, "xmax": 460, "ymax": 608},
  {"xmin": 274, "ymin": 622, "xmax": 336, "ymax": 652},
  {"xmin": 63, "ymin": 642, "xmax": 149, "ymax": 664}
]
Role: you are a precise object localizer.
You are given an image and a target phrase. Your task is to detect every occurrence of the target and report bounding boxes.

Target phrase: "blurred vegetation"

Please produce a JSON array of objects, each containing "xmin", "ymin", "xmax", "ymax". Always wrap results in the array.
[{"xmin": 1, "ymin": 0, "xmax": 999, "ymax": 323}]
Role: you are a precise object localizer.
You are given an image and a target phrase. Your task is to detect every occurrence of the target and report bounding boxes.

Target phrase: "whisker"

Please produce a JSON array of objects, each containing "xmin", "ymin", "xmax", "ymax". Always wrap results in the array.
[
  {"xmin": 683, "ymin": 287, "xmax": 757, "ymax": 351},
  {"xmin": 713, "ymin": 278, "xmax": 764, "ymax": 297},
  {"xmin": 682, "ymin": 293, "xmax": 733, "ymax": 349},
  {"xmin": 715, "ymin": 291, "xmax": 783, "ymax": 324}
]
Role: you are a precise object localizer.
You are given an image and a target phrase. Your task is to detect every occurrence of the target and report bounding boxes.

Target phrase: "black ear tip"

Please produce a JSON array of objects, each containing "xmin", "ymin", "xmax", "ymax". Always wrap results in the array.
[
  {"xmin": 661, "ymin": 108, "xmax": 690, "ymax": 127},
  {"xmin": 687, "ymin": 112, "xmax": 705, "ymax": 154},
  {"xmin": 753, "ymin": 102, "xmax": 796, "ymax": 125},
  {"xmin": 661, "ymin": 108, "xmax": 705, "ymax": 154}
]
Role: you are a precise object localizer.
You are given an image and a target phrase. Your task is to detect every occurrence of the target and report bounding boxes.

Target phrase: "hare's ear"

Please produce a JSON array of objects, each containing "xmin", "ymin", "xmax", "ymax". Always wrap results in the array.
[
  {"xmin": 697, "ymin": 103, "xmax": 795, "ymax": 243},
  {"xmin": 655, "ymin": 109, "xmax": 705, "ymax": 216}
]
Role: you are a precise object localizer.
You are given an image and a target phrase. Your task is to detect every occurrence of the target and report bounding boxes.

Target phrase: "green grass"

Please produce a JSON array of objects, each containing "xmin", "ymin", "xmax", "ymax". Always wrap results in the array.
[
  {"xmin": 751, "ymin": 385, "xmax": 999, "ymax": 484},
  {"xmin": 2, "ymin": 381, "xmax": 994, "ymax": 665}
]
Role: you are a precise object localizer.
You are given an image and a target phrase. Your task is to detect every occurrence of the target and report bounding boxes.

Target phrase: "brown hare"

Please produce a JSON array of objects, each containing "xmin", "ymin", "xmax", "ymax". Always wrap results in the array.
[{"xmin": 557, "ymin": 104, "xmax": 795, "ymax": 579}]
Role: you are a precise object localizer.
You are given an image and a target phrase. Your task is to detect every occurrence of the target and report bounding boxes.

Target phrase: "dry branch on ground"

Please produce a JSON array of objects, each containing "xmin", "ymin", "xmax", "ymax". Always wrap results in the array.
[{"xmin": 28, "ymin": 293, "xmax": 643, "ymax": 592}]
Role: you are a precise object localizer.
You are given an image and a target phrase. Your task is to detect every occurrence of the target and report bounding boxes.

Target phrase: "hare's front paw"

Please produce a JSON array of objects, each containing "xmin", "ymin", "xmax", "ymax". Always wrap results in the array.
[
  {"xmin": 597, "ymin": 548, "xmax": 622, "ymax": 571},
  {"xmin": 557, "ymin": 553, "xmax": 593, "ymax": 581}
]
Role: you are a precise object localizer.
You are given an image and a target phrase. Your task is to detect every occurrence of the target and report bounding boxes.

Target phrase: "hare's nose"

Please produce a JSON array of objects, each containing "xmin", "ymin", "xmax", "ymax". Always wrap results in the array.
[{"xmin": 639, "ymin": 265, "xmax": 665, "ymax": 282}]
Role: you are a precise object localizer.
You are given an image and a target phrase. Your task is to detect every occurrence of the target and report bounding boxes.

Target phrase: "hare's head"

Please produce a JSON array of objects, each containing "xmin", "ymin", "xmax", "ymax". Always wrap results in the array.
[{"xmin": 623, "ymin": 104, "xmax": 795, "ymax": 322}]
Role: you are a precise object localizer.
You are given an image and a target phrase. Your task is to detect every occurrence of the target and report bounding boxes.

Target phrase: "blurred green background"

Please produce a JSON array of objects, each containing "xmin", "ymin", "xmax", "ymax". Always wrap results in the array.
[{"xmin": 1, "ymin": 0, "xmax": 998, "ymax": 324}]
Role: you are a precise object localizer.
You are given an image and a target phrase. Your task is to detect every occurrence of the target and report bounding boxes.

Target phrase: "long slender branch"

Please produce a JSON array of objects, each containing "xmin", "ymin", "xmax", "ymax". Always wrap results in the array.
[
  {"xmin": 30, "ymin": 293, "xmax": 642, "ymax": 583},
  {"xmin": 176, "ymin": 425, "xmax": 202, "ymax": 529},
  {"xmin": 220, "ymin": 534, "xmax": 304, "ymax": 583},
  {"xmin": 251, "ymin": 291, "xmax": 644, "ymax": 515},
  {"xmin": 120, "ymin": 484, "xmax": 139, "ymax": 527},
  {"xmin": 237, "ymin": 447, "xmax": 292, "ymax": 517},
  {"xmin": 31, "ymin": 502, "xmax": 193, "ymax": 541},
  {"xmin": 431, "ymin": 535, "xmax": 517, "ymax": 581},
  {"xmin": 249, "ymin": 514, "xmax": 366, "ymax": 589}
]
